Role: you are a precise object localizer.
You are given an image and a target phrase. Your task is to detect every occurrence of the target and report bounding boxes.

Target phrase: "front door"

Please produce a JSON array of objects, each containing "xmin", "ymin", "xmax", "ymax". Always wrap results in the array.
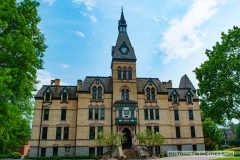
[{"xmin": 122, "ymin": 128, "xmax": 132, "ymax": 149}]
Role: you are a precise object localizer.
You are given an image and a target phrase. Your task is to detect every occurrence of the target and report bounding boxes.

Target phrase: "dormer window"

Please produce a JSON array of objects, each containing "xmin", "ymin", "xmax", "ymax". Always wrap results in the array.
[
  {"xmin": 44, "ymin": 87, "xmax": 52, "ymax": 102},
  {"xmin": 92, "ymin": 87, "xmax": 96, "ymax": 99},
  {"xmin": 98, "ymin": 87, "xmax": 102, "ymax": 99},
  {"xmin": 172, "ymin": 90, "xmax": 179, "ymax": 104},
  {"xmin": 146, "ymin": 88, "xmax": 150, "ymax": 99},
  {"xmin": 151, "ymin": 88, "xmax": 155, "ymax": 100},
  {"xmin": 61, "ymin": 88, "xmax": 68, "ymax": 103},
  {"xmin": 96, "ymin": 79, "xmax": 99, "ymax": 84},
  {"xmin": 186, "ymin": 90, "xmax": 193, "ymax": 104}
]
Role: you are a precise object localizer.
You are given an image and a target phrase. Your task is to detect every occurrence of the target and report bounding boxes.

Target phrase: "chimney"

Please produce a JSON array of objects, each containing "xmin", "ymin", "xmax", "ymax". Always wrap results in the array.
[
  {"xmin": 51, "ymin": 79, "xmax": 60, "ymax": 86},
  {"xmin": 162, "ymin": 80, "xmax": 172, "ymax": 89},
  {"xmin": 77, "ymin": 79, "xmax": 82, "ymax": 90}
]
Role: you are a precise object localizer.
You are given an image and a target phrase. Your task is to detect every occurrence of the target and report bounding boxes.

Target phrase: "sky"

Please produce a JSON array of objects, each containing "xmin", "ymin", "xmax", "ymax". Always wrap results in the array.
[{"xmin": 34, "ymin": 0, "xmax": 240, "ymax": 91}]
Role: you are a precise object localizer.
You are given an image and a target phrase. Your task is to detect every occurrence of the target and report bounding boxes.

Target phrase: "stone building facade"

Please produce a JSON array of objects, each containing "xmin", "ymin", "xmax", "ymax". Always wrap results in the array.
[{"xmin": 29, "ymin": 11, "xmax": 205, "ymax": 157}]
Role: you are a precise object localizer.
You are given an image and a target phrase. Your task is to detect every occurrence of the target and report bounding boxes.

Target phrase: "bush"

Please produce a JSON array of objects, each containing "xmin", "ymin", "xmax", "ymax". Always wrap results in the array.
[
  {"xmin": 0, "ymin": 154, "xmax": 12, "ymax": 159},
  {"xmin": 11, "ymin": 152, "xmax": 21, "ymax": 159},
  {"xmin": 24, "ymin": 155, "xmax": 95, "ymax": 159},
  {"xmin": 230, "ymin": 147, "xmax": 240, "ymax": 151},
  {"xmin": 234, "ymin": 151, "xmax": 240, "ymax": 156},
  {"xmin": 163, "ymin": 153, "xmax": 168, "ymax": 157}
]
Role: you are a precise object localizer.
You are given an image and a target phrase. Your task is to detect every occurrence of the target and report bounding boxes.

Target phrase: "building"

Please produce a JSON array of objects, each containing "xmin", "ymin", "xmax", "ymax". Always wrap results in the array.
[{"xmin": 29, "ymin": 10, "xmax": 205, "ymax": 157}]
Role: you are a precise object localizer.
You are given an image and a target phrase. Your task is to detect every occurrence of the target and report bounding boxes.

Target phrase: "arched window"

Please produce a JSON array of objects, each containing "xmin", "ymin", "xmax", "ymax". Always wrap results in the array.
[
  {"xmin": 98, "ymin": 87, "xmax": 102, "ymax": 98},
  {"xmin": 151, "ymin": 88, "xmax": 155, "ymax": 100},
  {"xmin": 188, "ymin": 95, "xmax": 192, "ymax": 103},
  {"xmin": 128, "ymin": 70, "xmax": 132, "ymax": 80},
  {"xmin": 146, "ymin": 88, "xmax": 150, "ymax": 99},
  {"xmin": 118, "ymin": 69, "xmax": 121, "ymax": 80},
  {"xmin": 92, "ymin": 87, "xmax": 96, "ymax": 98},
  {"xmin": 121, "ymin": 89, "xmax": 125, "ymax": 100},
  {"xmin": 123, "ymin": 69, "xmax": 126, "ymax": 80},
  {"xmin": 126, "ymin": 90, "xmax": 129, "ymax": 100},
  {"xmin": 173, "ymin": 95, "xmax": 177, "ymax": 103}
]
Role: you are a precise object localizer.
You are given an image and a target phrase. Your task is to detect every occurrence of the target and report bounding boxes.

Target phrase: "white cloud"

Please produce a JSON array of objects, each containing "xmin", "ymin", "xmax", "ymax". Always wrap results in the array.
[
  {"xmin": 43, "ymin": 0, "xmax": 56, "ymax": 6},
  {"xmin": 89, "ymin": 15, "xmax": 97, "ymax": 22},
  {"xmin": 159, "ymin": 0, "xmax": 221, "ymax": 63},
  {"xmin": 152, "ymin": 15, "xmax": 160, "ymax": 22},
  {"xmin": 147, "ymin": 66, "xmax": 152, "ymax": 70},
  {"xmin": 61, "ymin": 64, "xmax": 71, "ymax": 69},
  {"xmin": 75, "ymin": 30, "xmax": 85, "ymax": 38},
  {"xmin": 73, "ymin": 0, "xmax": 95, "ymax": 10},
  {"xmin": 36, "ymin": 70, "xmax": 69, "ymax": 91}
]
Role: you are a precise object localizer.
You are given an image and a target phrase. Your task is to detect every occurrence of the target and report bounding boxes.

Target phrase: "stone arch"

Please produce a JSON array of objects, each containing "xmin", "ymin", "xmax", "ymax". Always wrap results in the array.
[{"xmin": 119, "ymin": 84, "xmax": 131, "ymax": 92}]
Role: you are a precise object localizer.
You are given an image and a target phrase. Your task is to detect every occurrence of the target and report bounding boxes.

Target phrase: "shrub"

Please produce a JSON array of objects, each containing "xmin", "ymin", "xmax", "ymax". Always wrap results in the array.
[
  {"xmin": 0, "ymin": 154, "xmax": 12, "ymax": 159},
  {"xmin": 11, "ymin": 152, "xmax": 21, "ymax": 159}
]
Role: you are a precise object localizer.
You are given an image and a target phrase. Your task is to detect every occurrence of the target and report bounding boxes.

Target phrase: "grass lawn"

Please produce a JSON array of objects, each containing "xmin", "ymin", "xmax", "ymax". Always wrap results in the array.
[{"xmin": 211, "ymin": 158, "xmax": 240, "ymax": 160}]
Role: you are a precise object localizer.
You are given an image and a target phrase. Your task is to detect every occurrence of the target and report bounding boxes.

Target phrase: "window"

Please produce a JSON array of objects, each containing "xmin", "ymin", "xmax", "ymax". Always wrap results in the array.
[
  {"xmin": 65, "ymin": 147, "xmax": 70, "ymax": 156},
  {"xmin": 155, "ymin": 146, "xmax": 160, "ymax": 154},
  {"xmin": 151, "ymin": 88, "xmax": 155, "ymax": 99},
  {"xmin": 98, "ymin": 126, "xmax": 103, "ymax": 139},
  {"xmin": 124, "ymin": 110, "xmax": 129, "ymax": 117},
  {"xmin": 128, "ymin": 70, "xmax": 132, "ymax": 80},
  {"xmin": 173, "ymin": 95, "xmax": 177, "ymax": 103},
  {"xmin": 89, "ymin": 147, "xmax": 95, "ymax": 156},
  {"xmin": 64, "ymin": 127, "xmax": 69, "ymax": 140},
  {"xmin": 119, "ymin": 108, "xmax": 122, "ymax": 118},
  {"xmin": 92, "ymin": 87, "xmax": 96, "ymax": 98},
  {"xmin": 118, "ymin": 70, "xmax": 121, "ymax": 80},
  {"xmin": 144, "ymin": 109, "xmax": 148, "ymax": 120},
  {"xmin": 150, "ymin": 109, "xmax": 154, "ymax": 120},
  {"xmin": 146, "ymin": 126, "xmax": 151, "ymax": 131},
  {"xmin": 174, "ymin": 110, "xmax": 179, "ymax": 120},
  {"xmin": 155, "ymin": 109, "xmax": 159, "ymax": 120},
  {"xmin": 188, "ymin": 110, "xmax": 194, "ymax": 120},
  {"xmin": 89, "ymin": 108, "xmax": 93, "ymax": 120},
  {"xmin": 190, "ymin": 126, "xmax": 196, "ymax": 138},
  {"xmin": 154, "ymin": 126, "xmax": 159, "ymax": 133},
  {"xmin": 90, "ymin": 127, "xmax": 95, "ymax": 139},
  {"xmin": 42, "ymin": 127, "xmax": 48, "ymax": 140},
  {"xmin": 97, "ymin": 147, "xmax": 103, "ymax": 155},
  {"xmin": 192, "ymin": 145, "xmax": 197, "ymax": 151},
  {"xmin": 146, "ymin": 88, "xmax": 150, "ymax": 99},
  {"xmin": 131, "ymin": 108, "xmax": 134, "ymax": 118},
  {"xmin": 61, "ymin": 109, "xmax": 66, "ymax": 120},
  {"xmin": 41, "ymin": 148, "xmax": 46, "ymax": 157},
  {"xmin": 98, "ymin": 87, "xmax": 102, "ymax": 98},
  {"xmin": 56, "ymin": 127, "xmax": 61, "ymax": 140},
  {"xmin": 176, "ymin": 126, "xmax": 181, "ymax": 138},
  {"xmin": 95, "ymin": 109, "xmax": 99, "ymax": 120},
  {"xmin": 43, "ymin": 109, "xmax": 49, "ymax": 120},
  {"xmin": 123, "ymin": 70, "xmax": 126, "ymax": 79},
  {"xmin": 121, "ymin": 89, "xmax": 125, "ymax": 100},
  {"xmin": 96, "ymin": 79, "xmax": 99, "ymax": 84},
  {"xmin": 62, "ymin": 93, "xmax": 67, "ymax": 102},
  {"xmin": 45, "ymin": 93, "xmax": 50, "ymax": 102},
  {"xmin": 188, "ymin": 95, "xmax": 192, "ymax": 103},
  {"xmin": 126, "ymin": 90, "xmax": 129, "ymax": 100},
  {"xmin": 53, "ymin": 147, "xmax": 58, "ymax": 156},
  {"xmin": 177, "ymin": 145, "xmax": 182, "ymax": 151},
  {"xmin": 100, "ymin": 109, "xmax": 105, "ymax": 120}
]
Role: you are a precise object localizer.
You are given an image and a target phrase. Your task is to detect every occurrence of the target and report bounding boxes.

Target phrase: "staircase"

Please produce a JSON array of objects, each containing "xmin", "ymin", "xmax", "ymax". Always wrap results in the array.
[{"xmin": 123, "ymin": 149, "xmax": 140, "ymax": 159}]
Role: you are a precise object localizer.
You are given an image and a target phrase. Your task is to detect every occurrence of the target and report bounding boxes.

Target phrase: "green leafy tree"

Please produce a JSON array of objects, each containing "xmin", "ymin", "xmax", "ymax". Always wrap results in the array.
[
  {"xmin": 0, "ymin": 0, "xmax": 46, "ymax": 153},
  {"xmin": 136, "ymin": 129, "xmax": 166, "ymax": 157},
  {"xmin": 204, "ymin": 138, "xmax": 217, "ymax": 150},
  {"xmin": 202, "ymin": 118, "xmax": 223, "ymax": 146},
  {"xmin": 95, "ymin": 130, "xmax": 126, "ymax": 158},
  {"xmin": 194, "ymin": 26, "xmax": 240, "ymax": 124},
  {"xmin": 234, "ymin": 123, "xmax": 240, "ymax": 146}
]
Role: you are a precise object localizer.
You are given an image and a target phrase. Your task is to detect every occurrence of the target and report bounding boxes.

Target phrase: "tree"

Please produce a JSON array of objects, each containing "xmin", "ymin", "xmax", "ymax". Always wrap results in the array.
[
  {"xmin": 95, "ymin": 130, "xmax": 126, "ymax": 158},
  {"xmin": 204, "ymin": 138, "xmax": 217, "ymax": 150},
  {"xmin": 136, "ymin": 129, "xmax": 166, "ymax": 157},
  {"xmin": 202, "ymin": 118, "xmax": 223, "ymax": 147},
  {"xmin": 0, "ymin": 0, "xmax": 46, "ymax": 153},
  {"xmin": 194, "ymin": 26, "xmax": 240, "ymax": 124}
]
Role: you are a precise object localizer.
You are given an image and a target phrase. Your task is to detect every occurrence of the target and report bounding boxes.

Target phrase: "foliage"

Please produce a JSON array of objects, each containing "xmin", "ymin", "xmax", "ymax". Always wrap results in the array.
[
  {"xmin": 95, "ymin": 130, "xmax": 126, "ymax": 158},
  {"xmin": 235, "ymin": 123, "xmax": 240, "ymax": 146},
  {"xmin": 11, "ymin": 152, "xmax": 21, "ymax": 159},
  {"xmin": 194, "ymin": 26, "xmax": 240, "ymax": 124},
  {"xmin": 202, "ymin": 118, "xmax": 224, "ymax": 145},
  {"xmin": 24, "ymin": 155, "xmax": 96, "ymax": 159},
  {"xmin": 0, "ymin": 0, "xmax": 46, "ymax": 153},
  {"xmin": 0, "ymin": 154, "xmax": 11, "ymax": 159},
  {"xmin": 136, "ymin": 129, "xmax": 166, "ymax": 157},
  {"xmin": 204, "ymin": 138, "xmax": 217, "ymax": 150}
]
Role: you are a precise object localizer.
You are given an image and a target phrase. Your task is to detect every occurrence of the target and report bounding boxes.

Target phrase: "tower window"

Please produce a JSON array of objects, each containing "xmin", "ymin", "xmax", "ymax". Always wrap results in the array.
[
  {"xmin": 123, "ymin": 70, "xmax": 126, "ymax": 80},
  {"xmin": 92, "ymin": 87, "xmax": 96, "ymax": 99},
  {"xmin": 118, "ymin": 70, "xmax": 121, "ymax": 79},
  {"xmin": 121, "ymin": 89, "xmax": 125, "ymax": 100},
  {"xmin": 126, "ymin": 90, "xmax": 129, "ymax": 100},
  {"xmin": 128, "ymin": 70, "xmax": 132, "ymax": 80}
]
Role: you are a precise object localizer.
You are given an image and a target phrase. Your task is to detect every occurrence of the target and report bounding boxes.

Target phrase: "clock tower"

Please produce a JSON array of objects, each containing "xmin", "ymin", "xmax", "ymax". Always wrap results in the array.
[{"xmin": 111, "ymin": 10, "xmax": 138, "ymax": 148}]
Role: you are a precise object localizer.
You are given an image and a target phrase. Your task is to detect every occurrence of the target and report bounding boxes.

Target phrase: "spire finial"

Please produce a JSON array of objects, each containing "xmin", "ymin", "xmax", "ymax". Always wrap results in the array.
[{"xmin": 121, "ymin": 6, "xmax": 124, "ymax": 11}]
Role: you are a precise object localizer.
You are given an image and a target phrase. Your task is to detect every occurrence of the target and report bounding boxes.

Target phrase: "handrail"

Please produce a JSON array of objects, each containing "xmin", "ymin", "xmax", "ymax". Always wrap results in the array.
[
  {"xmin": 136, "ymin": 146, "xmax": 142, "ymax": 159},
  {"xmin": 100, "ymin": 147, "xmax": 118, "ymax": 158}
]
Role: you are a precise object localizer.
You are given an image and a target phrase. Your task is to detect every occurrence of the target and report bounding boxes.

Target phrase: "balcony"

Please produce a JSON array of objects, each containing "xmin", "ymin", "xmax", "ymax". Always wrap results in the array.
[{"xmin": 116, "ymin": 117, "xmax": 137, "ymax": 125}]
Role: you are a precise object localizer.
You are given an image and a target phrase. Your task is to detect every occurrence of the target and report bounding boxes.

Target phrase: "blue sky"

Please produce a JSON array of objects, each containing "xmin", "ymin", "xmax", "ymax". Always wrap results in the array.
[{"xmin": 35, "ymin": 0, "xmax": 240, "ymax": 91}]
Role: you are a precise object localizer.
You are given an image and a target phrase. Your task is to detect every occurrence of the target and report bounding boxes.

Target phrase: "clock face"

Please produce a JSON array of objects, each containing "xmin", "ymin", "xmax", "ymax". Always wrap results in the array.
[{"xmin": 121, "ymin": 47, "xmax": 128, "ymax": 53}]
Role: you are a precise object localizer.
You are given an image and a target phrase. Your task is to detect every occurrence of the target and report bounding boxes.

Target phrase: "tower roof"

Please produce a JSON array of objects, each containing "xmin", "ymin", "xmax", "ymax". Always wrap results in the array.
[
  {"xmin": 179, "ymin": 74, "xmax": 196, "ymax": 91},
  {"xmin": 118, "ymin": 10, "xmax": 126, "ymax": 25}
]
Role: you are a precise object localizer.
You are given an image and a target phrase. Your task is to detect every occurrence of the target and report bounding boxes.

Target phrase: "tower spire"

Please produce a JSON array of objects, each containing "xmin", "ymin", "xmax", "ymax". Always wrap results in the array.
[{"xmin": 118, "ymin": 8, "xmax": 127, "ymax": 32}]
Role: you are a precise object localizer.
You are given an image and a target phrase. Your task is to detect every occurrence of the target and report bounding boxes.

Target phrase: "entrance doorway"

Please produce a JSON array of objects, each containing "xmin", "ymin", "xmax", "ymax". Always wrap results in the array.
[{"xmin": 122, "ymin": 128, "xmax": 132, "ymax": 149}]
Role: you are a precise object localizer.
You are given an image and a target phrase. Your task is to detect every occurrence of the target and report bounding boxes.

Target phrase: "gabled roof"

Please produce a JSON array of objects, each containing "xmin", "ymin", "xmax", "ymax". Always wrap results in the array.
[
  {"xmin": 137, "ymin": 78, "xmax": 168, "ymax": 93},
  {"xmin": 35, "ymin": 86, "xmax": 77, "ymax": 98},
  {"xmin": 179, "ymin": 74, "xmax": 196, "ymax": 91},
  {"xmin": 167, "ymin": 88, "xmax": 198, "ymax": 100},
  {"xmin": 78, "ymin": 76, "xmax": 112, "ymax": 92}
]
